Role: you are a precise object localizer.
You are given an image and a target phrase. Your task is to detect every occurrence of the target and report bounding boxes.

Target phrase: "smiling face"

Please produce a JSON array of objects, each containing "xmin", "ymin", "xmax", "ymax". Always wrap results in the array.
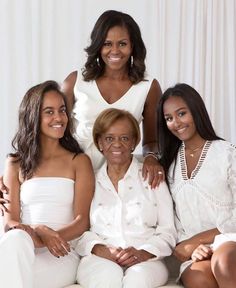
[
  {"xmin": 40, "ymin": 90, "xmax": 68, "ymax": 140},
  {"xmin": 100, "ymin": 25, "xmax": 132, "ymax": 72},
  {"xmin": 98, "ymin": 118, "xmax": 136, "ymax": 167},
  {"xmin": 163, "ymin": 96, "xmax": 200, "ymax": 143}
]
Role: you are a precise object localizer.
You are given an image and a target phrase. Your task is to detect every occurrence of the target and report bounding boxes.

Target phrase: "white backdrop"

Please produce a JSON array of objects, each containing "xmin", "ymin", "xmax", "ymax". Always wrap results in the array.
[{"xmin": 0, "ymin": 0, "xmax": 235, "ymax": 173}]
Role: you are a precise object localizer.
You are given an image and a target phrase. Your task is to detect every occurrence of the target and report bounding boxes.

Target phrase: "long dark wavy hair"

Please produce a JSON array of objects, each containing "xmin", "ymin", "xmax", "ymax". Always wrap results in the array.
[
  {"xmin": 10, "ymin": 80, "xmax": 82, "ymax": 180},
  {"xmin": 158, "ymin": 83, "xmax": 223, "ymax": 184},
  {"xmin": 82, "ymin": 10, "xmax": 147, "ymax": 83}
]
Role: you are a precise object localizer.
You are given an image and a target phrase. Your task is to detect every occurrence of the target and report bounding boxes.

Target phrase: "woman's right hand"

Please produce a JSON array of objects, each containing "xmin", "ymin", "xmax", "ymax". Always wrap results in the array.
[
  {"xmin": 0, "ymin": 175, "xmax": 9, "ymax": 216},
  {"xmin": 92, "ymin": 244, "xmax": 122, "ymax": 262}
]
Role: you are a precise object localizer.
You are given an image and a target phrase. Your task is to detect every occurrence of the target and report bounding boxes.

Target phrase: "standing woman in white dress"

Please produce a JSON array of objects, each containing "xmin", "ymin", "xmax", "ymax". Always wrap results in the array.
[
  {"xmin": 158, "ymin": 83, "xmax": 236, "ymax": 288},
  {"xmin": 62, "ymin": 10, "xmax": 163, "ymax": 187},
  {"xmin": 0, "ymin": 81, "xmax": 94, "ymax": 288}
]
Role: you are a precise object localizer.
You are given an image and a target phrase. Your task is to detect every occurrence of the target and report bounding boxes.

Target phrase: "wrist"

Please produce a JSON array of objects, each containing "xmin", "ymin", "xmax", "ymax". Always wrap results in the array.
[{"xmin": 144, "ymin": 152, "xmax": 159, "ymax": 160}]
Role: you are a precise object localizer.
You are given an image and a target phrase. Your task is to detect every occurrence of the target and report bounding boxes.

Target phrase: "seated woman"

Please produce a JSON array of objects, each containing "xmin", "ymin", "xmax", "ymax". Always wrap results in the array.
[
  {"xmin": 76, "ymin": 108, "xmax": 176, "ymax": 288},
  {"xmin": 0, "ymin": 81, "xmax": 94, "ymax": 288},
  {"xmin": 158, "ymin": 83, "xmax": 236, "ymax": 288}
]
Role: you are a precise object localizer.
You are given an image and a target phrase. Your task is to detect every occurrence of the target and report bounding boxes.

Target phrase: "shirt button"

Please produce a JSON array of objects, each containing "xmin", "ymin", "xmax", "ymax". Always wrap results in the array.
[
  {"xmin": 129, "ymin": 186, "xmax": 133, "ymax": 190},
  {"xmin": 98, "ymin": 203, "xmax": 103, "ymax": 206}
]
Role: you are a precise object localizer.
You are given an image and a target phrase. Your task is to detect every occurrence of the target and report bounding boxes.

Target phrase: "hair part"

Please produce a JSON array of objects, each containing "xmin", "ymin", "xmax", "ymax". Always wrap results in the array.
[
  {"xmin": 82, "ymin": 10, "xmax": 146, "ymax": 83},
  {"xmin": 10, "ymin": 80, "xmax": 82, "ymax": 180},
  {"xmin": 93, "ymin": 108, "xmax": 141, "ymax": 151}
]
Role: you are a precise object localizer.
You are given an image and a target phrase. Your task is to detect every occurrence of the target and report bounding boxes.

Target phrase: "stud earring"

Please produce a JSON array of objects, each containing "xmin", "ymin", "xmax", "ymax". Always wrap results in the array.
[
  {"xmin": 131, "ymin": 147, "xmax": 135, "ymax": 152},
  {"xmin": 99, "ymin": 147, "xmax": 103, "ymax": 152}
]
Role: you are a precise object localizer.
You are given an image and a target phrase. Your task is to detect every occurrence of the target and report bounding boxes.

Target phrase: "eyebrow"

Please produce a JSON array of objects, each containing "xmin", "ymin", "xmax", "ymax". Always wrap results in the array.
[
  {"xmin": 164, "ymin": 106, "xmax": 187, "ymax": 116},
  {"xmin": 42, "ymin": 104, "xmax": 66, "ymax": 111}
]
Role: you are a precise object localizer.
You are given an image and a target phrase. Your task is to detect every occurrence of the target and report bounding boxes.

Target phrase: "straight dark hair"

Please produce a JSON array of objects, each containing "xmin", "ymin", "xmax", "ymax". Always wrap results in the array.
[
  {"xmin": 10, "ymin": 80, "xmax": 82, "ymax": 180},
  {"xmin": 82, "ymin": 10, "xmax": 146, "ymax": 83},
  {"xmin": 158, "ymin": 83, "xmax": 223, "ymax": 183}
]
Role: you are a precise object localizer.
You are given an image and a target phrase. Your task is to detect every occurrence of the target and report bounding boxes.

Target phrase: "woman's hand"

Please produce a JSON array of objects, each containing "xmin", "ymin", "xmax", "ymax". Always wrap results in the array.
[
  {"xmin": 0, "ymin": 175, "xmax": 9, "ymax": 216},
  {"xmin": 34, "ymin": 225, "xmax": 70, "ymax": 257},
  {"xmin": 142, "ymin": 156, "xmax": 164, "ymax": 189},
  {"xmin": 191, "ymin": 244, "xmax": 213, "ymax": 262},
  {"xmin": 116, "ymin": 246, "xmax": 154, "ymax": 267},
  {"xmin": 92, "ymin": 244, "xmax": 122, "ymax": 262}
]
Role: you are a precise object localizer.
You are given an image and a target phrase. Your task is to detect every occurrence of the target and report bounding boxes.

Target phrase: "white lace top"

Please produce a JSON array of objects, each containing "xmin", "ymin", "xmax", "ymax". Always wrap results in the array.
[{"xmin": 168, "ymin": 140, "xmax": 236, "ymax": 242}]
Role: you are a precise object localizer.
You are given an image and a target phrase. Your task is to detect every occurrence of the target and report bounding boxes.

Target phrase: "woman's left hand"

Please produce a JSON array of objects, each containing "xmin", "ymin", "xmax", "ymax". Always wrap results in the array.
[
  {"xmin": 142, "ymin": 156, "xmax": 164, "ymax": 189},
  {"xmin": 116, "ymin": 246, "xmax": 154, "ymax": 267},
  {"xmin": 34, "ymin": 225, "xmax": 70, "ymax": 257},
  {"xmin": 191, "ymin": 244, "xmax": 213, "ymax": 262}
]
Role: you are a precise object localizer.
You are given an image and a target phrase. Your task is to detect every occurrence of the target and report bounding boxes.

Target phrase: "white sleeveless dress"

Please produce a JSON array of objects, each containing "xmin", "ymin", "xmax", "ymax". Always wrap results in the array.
[
  {"xmin": 73, "ymin": 73, "xmax": 154, "ymax": 170},
  {"xmin": 0, "ymin": 177, "xmax": 79, "ymax": 288}
]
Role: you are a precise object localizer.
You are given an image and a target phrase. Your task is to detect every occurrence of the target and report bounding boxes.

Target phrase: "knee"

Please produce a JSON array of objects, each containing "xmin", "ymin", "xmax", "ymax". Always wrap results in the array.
[
  {"xmin": 212, "ymin": 242, "xmax": 236, "ymax": 277},
  {"xmin": 0, "ymin": 229, "xmax": 34, "ymax": 252},
  {"xmin": 77, "ymin": 256, "xmax": 123, "ymax": 288},
  {"xmin": 182, "ymin": 272, "xmax": 216, "ymax": 288},
  {"xmin": 124, "ymin": 262, "xmax": 168, "ymax": 288}
]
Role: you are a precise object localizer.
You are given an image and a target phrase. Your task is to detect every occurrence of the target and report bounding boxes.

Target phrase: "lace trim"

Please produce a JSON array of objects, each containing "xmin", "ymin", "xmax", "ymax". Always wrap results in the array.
[{"xmin": 180, "ymin": 140, "xmax": 212, "ymax": 180}]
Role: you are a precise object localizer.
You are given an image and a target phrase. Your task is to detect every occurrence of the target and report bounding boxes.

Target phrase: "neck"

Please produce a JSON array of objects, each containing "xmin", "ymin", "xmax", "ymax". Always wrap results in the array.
[{"xmin": 107, "ymin": 159, "xmax": 132, "ymax": 184}]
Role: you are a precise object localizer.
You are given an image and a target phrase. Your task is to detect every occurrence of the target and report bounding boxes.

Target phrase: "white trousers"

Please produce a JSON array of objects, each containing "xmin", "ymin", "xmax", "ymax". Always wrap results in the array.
[
  {"xmin": 77, "ymin": 254, "xmax": 168, "ymax": 288},
  {"xmin": 0, "ymin": 229, "xmax": 79, "ymax": 288}
]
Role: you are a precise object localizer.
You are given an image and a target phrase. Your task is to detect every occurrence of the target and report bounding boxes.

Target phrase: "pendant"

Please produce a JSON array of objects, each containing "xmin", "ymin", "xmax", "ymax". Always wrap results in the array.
[{"xmin": 190, "ymin": 153, "xmax": 194, "ymax": 157}]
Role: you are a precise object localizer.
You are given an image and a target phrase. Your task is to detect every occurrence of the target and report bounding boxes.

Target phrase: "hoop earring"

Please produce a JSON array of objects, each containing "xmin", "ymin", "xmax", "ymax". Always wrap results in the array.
[
  {"xmin": 130, "ymin": 55, "xmax": 133, "ymax": 68},
  {"xmin": 96, "ymin": 57, "xmax": 101, "ymax": 67}
]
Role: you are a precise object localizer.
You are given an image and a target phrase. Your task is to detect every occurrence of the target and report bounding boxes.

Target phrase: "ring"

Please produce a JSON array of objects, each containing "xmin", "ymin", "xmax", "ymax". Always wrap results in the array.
[
  {"xmin": 158, "ymin": 171, "xmax": 163, "ymax": 175},
  {"xmin": 133, "ymin": 256, "xmax": 138, "ymax": 260}
]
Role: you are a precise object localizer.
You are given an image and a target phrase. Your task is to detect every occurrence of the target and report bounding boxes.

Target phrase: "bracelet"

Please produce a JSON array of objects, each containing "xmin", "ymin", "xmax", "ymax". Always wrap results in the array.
[{"xmin": 144, "ymin": 152, "xmax": 159, "ymax": 160}]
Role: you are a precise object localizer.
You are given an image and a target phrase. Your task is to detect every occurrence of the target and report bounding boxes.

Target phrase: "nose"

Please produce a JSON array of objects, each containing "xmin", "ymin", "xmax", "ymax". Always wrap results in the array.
[
  {"xmin": 110, "ymin": 44, "xmax": 120, "ymax": 54},
  {"xmin": 54, "ymin": 111, "xmax": 63, "ymax": 121},
  {"xmin": 112, "ymin": 137, "xmax": 122, "ymax": 146},
  {"xmin": 172, "ymin": 117, "xmax": 181, "ymax": 128}
]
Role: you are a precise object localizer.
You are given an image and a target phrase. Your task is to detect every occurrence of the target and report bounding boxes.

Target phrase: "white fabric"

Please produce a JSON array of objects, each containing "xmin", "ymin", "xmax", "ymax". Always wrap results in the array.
[
  {"xmin": 73, "ymin": 74, "xmax": 154, "ymax": 170},
  {"xmin": 76, "ymin": 157, "xmax": 176, "ymax": 258},
  {"xmin": 169, "ymin": 140, "xmax": 236, "ymax": 243},
  {"xmin": 0, "ymin": 177, "xmax": 80, "ymax": 288},
  {"xmin": 1, "ymin": 0, "xmax": 236, "ymax": 174},
  {"xmin": 76, "ymin": 157, "xmax": 176, "ymax": 287},
  {"xmin": 169, "ymin": 140, "xmax": 236, "ymax": 276},
  {"xmin": 77, "ymin": 254, "xmax": 168, "ymax": 288}
]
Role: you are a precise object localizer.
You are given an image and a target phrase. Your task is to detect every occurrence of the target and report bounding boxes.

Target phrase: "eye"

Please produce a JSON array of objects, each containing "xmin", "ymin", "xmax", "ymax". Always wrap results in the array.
[
  {"xmin": 44, "ymin": 109, "xmax": 54, "ymax": 115},
  {"xmin": 178, "ymin": 111, "xmax": 186, "ymax": 117},
  {"xmin": 121, "ymin": 136, "xmax": 129, "ymax": 142},
  {"xmin": 60, "ymin": 107, "xmax": 67, "ymax": 113},
  {"xmin": 103, "ymin": 41, "xmax": 112, "ymax": 47},
  {"xmin": 105, "ymin": 136, "xmax": 114, "ymax": 143},
  {"xmin": 164, "ymin": 116, "xmax": 172, "ymax": 122},
  {"xmin": 119, "ymin": 42, "xmax": 127, "ymax": 47}
]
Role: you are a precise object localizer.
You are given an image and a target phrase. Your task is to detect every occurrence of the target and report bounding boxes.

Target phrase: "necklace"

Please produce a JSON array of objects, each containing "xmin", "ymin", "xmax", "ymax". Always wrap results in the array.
[{"xmin": 186, "ymin": 143, "xmax": 205, "ymax": 158}]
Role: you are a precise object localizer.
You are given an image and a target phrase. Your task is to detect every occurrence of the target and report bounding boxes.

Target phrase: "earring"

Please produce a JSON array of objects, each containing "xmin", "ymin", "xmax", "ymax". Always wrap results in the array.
[
  {"xmin": 131, "ymin": 147, "xmax": 135, "ymax": 152},
  {"xmin": 99, "ymin": 147, "xmax": 103, "ymax": 152},
  {"xmin": 130, "ymin": 55, "xmax": 133, "ymax": 68},
  {"xmin": 96, "ymin": 57, "xmax": 100, "ymax": 67}
]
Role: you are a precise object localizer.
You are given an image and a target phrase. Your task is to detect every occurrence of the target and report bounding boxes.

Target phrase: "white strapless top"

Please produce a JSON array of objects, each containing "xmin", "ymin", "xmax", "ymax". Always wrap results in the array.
[{"xmin": 20, "ymin": 177, "xmax": 74, "ymax": 230}]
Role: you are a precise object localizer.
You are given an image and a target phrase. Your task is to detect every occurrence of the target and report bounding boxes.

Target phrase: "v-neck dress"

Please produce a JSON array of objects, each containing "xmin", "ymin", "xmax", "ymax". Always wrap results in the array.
[
  {"xmin": 168, "ymin": 140, "xmax": 236, "ymax": 275},
  {"xmin": 73, "ymin": 72, "xmax": 154, "ymax": 170},
  {"xmin": 168, "ymin": 140, "xmax": 236, "ymax": 243}
]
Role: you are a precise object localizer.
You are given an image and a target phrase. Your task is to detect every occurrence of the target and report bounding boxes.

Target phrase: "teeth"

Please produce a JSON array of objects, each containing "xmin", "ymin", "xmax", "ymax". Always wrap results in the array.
[
  {"xmin": 52, "ymin": 125, "xmax": 62, "ymax": 128},
  {"xmin": 112, "ymin": 152, "xmax": 121, "ymax": 154},
  {"xmin": 109, "ymin": 57, "xmax": 121, "ymax": 62}
]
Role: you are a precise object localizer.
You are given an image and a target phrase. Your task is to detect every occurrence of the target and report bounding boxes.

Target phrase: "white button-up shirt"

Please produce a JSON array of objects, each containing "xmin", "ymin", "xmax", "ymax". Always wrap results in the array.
[{"xmin": 77, "ymin": 157, "xmax": 176, "ymax": 259}]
